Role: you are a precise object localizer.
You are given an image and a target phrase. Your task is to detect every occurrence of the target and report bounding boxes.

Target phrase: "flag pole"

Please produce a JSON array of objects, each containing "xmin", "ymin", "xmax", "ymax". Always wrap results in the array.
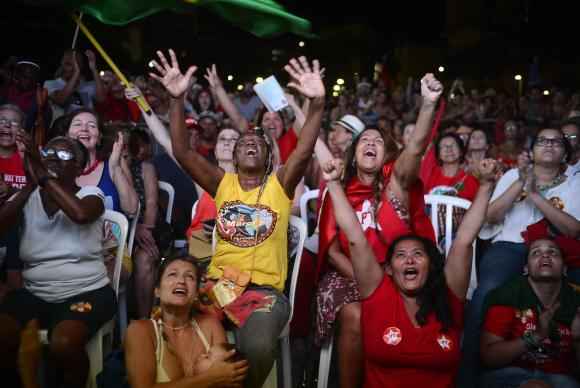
[
  {"xmin": 71, "ymin": 12, "xmax": 83, "ymax": 48},
  {"xmin": 71, "ymin": 13, "xmax": 151, "ymax": 115}
]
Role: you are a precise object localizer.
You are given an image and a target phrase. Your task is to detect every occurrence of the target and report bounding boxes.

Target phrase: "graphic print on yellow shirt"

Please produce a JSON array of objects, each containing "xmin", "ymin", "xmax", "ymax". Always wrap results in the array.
[{"xmin": 217, "ymin": 201, "xmax": 278, "ymax": 247}]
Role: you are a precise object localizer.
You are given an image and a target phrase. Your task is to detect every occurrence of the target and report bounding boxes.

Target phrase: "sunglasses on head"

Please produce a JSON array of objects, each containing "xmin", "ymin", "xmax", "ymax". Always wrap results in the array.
[{"xmin": 40, "ymin": 148, "xmax": 75, "ymax": 161}]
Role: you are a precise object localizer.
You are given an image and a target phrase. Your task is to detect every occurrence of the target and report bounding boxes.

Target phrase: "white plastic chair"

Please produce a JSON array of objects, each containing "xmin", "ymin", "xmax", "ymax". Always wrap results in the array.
[
  {"xmin": 118, "ymin": 201, "xmax": 140, "ymax": 341},
  {"xmin": 39, "ymin": 210, "xmax": 128, "ymax": 388},
  {"xmin": 424, "ymin": 194, "xmax": 477, "ymax": 299},
  {"xmin": 299, "ymin": 189, "xmax": 320, "ymax": 254},
  {"xmin": 212, "ymin": 216, "xmax": 307, "ymax": 388},
  {"xmin": 158, "ymin": 180, "xmax": 175, "ymax": 224}
]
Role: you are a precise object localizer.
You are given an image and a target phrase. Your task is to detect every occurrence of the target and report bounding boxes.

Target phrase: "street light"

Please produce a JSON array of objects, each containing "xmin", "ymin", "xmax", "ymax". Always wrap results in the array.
[
  {"xmin": 237, "ymin": 84, "xmax": 243, "ymax": 91},
  {"xmin": 543, "ymin": 90, "xmax": 550, "ymax": 96},
  {"xmin": 514, "ymin": 74, "xmax": 522, "ymax": 81},
  {"xmin": 298, "ymin": 41, "xmax": 305, "ymax": 47},
  {"xmin": 514, "ymin": 74, "xmax": 523, "ymax": 97},
  {"xmin": 227, "ymin": 75, "xmax": 234, "ymax": 81},
  {"xmin": 336, "ymin": 78, "xmax": 344, "ymax": 85},
  {"xmin": 438, "ymin": 66, "xmax": 445, "ymax": 73},
  {"xmin": 256, "ymin": 77, "xmax": 264, "ymax": 83},
  {"xmin": 333, "ymin": 85, "xmax": 341, "ymax": 92}
]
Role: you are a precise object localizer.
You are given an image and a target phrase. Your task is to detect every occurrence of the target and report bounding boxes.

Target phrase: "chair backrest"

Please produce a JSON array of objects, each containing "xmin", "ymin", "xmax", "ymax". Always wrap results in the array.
[
  {"xmin": 102, "ymin": 210, "xmax": 129, "ymax": 296},
  {"xmin": 299, "ymin": 189, "xmax": 320, "ymax": 236},
  {"xmin": 191, "ymin": 199, "xmax": 199, "ymax": 221},
  {"xmin": 127, "ymin": 201, "xmax": 141, "ymax": 257},
  {"xmin": 424, "ymin": 194, "xmax": 477, "ymax": 299},
  {"xmin": 158, "ymin": 181, "xmax": 175, "ymax": 224},
  {"xmin": 286, "ymin": 215, "xmax": 307, "ymax": 324},
  {"xmin": 424, "ymin": 194, "xmax": 472, "ymax": 255}
]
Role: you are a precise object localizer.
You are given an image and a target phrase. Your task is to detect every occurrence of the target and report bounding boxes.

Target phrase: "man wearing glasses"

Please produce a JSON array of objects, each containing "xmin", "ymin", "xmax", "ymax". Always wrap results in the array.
[{"xmin": 561, "ymin": 119, "xmax": 580, "ymax": 176}]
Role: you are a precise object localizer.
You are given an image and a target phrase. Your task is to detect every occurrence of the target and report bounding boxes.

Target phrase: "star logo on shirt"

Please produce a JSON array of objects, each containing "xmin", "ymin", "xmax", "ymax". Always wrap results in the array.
[
  {"xmin": 437, "ymin": 334, "xmax": 452, "ymax": 351},
  {"xmin": 383, "ymin": 326, "xmax": 402, "ymax": 346},
  {"xmin": 356, "ymin": 199, "xmax": 380, "ymax": 232}
]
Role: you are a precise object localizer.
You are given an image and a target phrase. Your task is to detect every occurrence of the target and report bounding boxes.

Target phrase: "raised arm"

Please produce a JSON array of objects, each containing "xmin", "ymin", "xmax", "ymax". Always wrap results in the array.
[
  {"xmin": 49, "ymin": 52, "xmax": 81, "ymax": 107},
  {"xmin": 392, "ymin": 74, "xmax": 443, "ymax": 190},
  {"xmin": 486, "ymin": 152, "xmax": 528, "ymax": 224},
  {"xmin": 205, "ymin": 64, "xmax": 249, "ymax": 132},
  {"xmin": 526, "ymin": 174, "xmax": 580, "ymax": 238},
  {"xmin": 149, "ymin": 49, "xmax": 224, "ymax": 197},
  {"xmin": 109, "ymin": 132, "xmax": 139, "ymax": 216},
  {"xmin": 446, "ymin": 159, "xmax": 499, "ymax": 300},
  {"xmin": 322, "ymin": 159, "xmax": 383, "ymax": 298},
  {"xmin": 277, "ymin": 57, "xmax": 325, "ymax": 198},
  {"xmin": 125, "ymin": 85, "xmax": 177, "ymax": 162},
  {"xmin": 86, "ymin": 50, "xmax": 106, "ymax": 104},
  {"xmin": 0, "ymin": 183, "xmax": 35, "ymax": 235}
]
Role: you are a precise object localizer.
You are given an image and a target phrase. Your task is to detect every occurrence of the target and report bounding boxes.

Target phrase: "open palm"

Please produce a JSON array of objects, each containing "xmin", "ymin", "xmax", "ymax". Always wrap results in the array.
[
  {"xmin": 284, "ymin": 57, "xmax": 325, "ymax": 99},
  {"xmin": 149, "ymin": 49, "xmax": 197, "ymax": 98}
]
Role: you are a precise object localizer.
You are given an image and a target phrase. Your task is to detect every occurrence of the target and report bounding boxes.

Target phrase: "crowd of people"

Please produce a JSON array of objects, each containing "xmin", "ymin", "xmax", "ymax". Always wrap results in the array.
[{"xmin": 0, "ymin": 43, "xmax": 579, "ymax": 388}]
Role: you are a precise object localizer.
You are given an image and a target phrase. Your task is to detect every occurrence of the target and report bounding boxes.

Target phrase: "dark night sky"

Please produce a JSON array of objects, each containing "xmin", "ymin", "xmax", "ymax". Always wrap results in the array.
[{"xmin": 3, "ymin": 1, "xmax": 579, "ymax": 91}]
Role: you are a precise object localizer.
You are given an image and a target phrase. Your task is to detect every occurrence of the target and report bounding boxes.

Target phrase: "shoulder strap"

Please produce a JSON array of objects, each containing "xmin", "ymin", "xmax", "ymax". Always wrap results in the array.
[
  {"xmin": 192, "ymin": 319, "xmax": 211, "ymax": 352},
  {"xmin": 151, "ymin": 319, "xmax": 163, "ymax": 360}
]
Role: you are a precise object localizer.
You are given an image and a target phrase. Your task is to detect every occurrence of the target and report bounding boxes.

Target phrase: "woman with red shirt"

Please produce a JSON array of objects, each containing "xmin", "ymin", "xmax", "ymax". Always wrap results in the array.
[{"xmin": 320, "ymin": 157, "xmax": 498, "ymax": 388}]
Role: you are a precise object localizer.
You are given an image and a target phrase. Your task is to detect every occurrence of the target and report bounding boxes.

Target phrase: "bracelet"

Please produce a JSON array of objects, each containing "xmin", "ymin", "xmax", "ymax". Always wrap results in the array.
[{"xmin": 522, "ymin": 331, "xmax": 543, "ymax": 352}]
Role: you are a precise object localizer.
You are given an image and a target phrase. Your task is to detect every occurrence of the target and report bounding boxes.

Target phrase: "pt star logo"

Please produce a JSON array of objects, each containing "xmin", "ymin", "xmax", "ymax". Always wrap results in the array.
[
  {"xmin": 383, "ymin": 326, "xmax": 402, "ymax": 346},
  {"xmin": 356, "ymin": 200, "xmax": 380, "ymax": 232},
  {"xmin": 437, "ymin": 334, "xmax": 452, "ymax": 351}
]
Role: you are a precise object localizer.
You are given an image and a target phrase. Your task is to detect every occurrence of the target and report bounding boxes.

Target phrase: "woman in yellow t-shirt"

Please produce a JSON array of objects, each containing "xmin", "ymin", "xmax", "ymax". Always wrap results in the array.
[{"xmin": 149, "ymin": 49, "xmax": 325, "ymax": 388}]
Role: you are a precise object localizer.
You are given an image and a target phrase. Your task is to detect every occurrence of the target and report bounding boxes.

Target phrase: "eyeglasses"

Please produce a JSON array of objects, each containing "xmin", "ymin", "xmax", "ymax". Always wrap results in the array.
[
  {"xmin": 0, "ymin": 118, "xmax": 21, "ymax": 128},
  {"xmin": 564, "ymin": 134, "xmax": 578, "ymax": 141},
  {"xmin": 535, "ymin": 137, "xmax": 565, "ymax": 148},
  {"xmin": 40, "ymin": 148, "xmax": 76, "ymax": 161}
]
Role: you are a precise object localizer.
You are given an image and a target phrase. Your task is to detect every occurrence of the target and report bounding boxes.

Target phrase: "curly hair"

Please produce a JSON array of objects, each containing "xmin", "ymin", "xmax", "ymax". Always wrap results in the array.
[{"xmin": 385, "ymin": 234, "xmax": 453, "ymax": 332}]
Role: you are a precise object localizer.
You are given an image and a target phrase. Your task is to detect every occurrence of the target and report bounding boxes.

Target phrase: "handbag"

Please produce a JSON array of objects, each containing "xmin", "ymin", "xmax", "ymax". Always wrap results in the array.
[{"xmin": 208, "ymin": 265, "xmax": 251, "ymax": 308}]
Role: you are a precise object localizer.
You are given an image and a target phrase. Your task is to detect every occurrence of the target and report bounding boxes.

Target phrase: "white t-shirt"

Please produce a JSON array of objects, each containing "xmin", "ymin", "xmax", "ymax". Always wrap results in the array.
[
  {"xmin": 44, "ymin": 77, "xmax": 97, "ymax": 118},
  {"xmin": 566, "ymin": 160, "xmax": 580, "ymax": 177},
  {"xmin": 19, "ymin": 186, "xmax": 108, "ymax": 302},
  {"xmin": 479, "ymin": 168, "xmax": 580, "ymax": 243}
]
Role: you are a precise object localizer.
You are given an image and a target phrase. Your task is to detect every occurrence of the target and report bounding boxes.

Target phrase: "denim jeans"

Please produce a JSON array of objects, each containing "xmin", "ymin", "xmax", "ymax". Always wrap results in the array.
[
  {"xmin": 457, "ymin": 242, "xmax": 528, "ymax": 388},
  {"xmin": 481, "ymin": 366, "xmax": 580, "ymax": 388},
  {"xmin": 232, "ymin": 286, "xmax": 290, "ymax": 388}
]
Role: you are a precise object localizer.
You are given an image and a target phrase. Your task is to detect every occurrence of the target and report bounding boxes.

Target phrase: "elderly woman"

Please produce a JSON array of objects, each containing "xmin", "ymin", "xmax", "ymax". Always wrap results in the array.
[
  {"xmin": 315, "ymin": 74, "xmax": 443, "ymax": 388},
  {"xmin": 0, "ymin": 136, "xmax": 114, "ymax": 388},
  {"xmin": 320, "ymin": 156, "xmax": 498, "ymax": 388},
  {"xmin": 149, "ymin": 49, "xmax": 324, "ymax": 387},
  {"xmin": 125, "ymin": 256, "xmax": 248, "ymax": 387},
  {"xmin": 66, "ymin": 108, "xmax": 138, "ymax": 216},
  {"xmin": 460, "ymin": 128, "xmax": 580, "ymax": 386}
]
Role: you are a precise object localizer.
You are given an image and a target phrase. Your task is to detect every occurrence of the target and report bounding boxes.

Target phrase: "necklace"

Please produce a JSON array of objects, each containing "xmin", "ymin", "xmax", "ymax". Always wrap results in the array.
[
  {"xmin": 81, "ymin": 159, "xmax": 101, "ymax": 176},
  {"xmin": 161, "ymin": 320, "xmax": 190, "ymax": 331},
  {"xmin": 535, "ymin": 173, "xmax": 566, "ymax": 193}
]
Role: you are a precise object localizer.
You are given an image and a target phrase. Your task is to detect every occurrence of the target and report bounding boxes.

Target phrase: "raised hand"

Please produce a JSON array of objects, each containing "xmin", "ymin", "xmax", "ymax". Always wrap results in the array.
[
  {"xmin": 517, "ymin": 151, "xmax": 532, "ymax": 183},
  {"xmin": 109, "ymin": 132, "xmax": 124, "ymax": 169},
  {"xmin": 420, "ymin": 73, "xmax": 443, "ymax": 104},
  {"xmin": 85, "ymin": 49, "xmax": 97, "ymax": 72},
  {"xmin": 477, "ymin": 158, "xmax": 500, "ymax": 184},
  {"xmin": 124, "ymin": 84, "xmax": 143, "ymax": 101},
  {"xmin": 536, "ymin": 302, "xmax": 560, "ymax": 340},
  {"xmin": 204, "ymin": 64, "xmax": 223, "ymax": 90},
  {"xmin": 321, "ymin": 159, "xmax": 344, "ymax": 182},
  {"xmin": 148, "ymin": 49, "xmax": 197, "ymax": 99},
  {"xmin": 284, "ymin": 56, "xmax": 325, "ymax": 99}
]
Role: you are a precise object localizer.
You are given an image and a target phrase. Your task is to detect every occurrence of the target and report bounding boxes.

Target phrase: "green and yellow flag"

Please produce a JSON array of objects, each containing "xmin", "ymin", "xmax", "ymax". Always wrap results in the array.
[{"xmin": 63, "ymin": 0, "xmax": 312, "ymax": 37}]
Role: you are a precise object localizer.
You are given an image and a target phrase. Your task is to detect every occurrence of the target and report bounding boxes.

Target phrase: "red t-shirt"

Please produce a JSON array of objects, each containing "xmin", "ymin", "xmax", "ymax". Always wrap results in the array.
[
  {"xmin": 277, "ymin": 128, "xmax": 298, "ymax": 164},
  {"xmin": 423, "ymin": 167, "xmax": 479, "ymax": 201},
  {"xmin": 95, "ymin": 94, "xmax": 140, "ymax": 123},
  {"xmin": 186, "ymin": 191, "xmax": 217, "ymax": 238},
  {"xmin": 361, "ymin": 276, "xmax": 464, "ymax": 388},
  {"xmin": 482, "ymin": 276, "xmax": 580, "ymax": 375},
  {"xmin": 0, "ymin": 151, "xmax": 26, "ymax": 189}
]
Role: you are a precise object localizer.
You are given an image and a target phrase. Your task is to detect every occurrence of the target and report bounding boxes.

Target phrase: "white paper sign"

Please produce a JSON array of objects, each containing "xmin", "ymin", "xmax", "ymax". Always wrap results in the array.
[{"xmin": 253, "ymin": 75, "xmax": 289, "ymax": 112}]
